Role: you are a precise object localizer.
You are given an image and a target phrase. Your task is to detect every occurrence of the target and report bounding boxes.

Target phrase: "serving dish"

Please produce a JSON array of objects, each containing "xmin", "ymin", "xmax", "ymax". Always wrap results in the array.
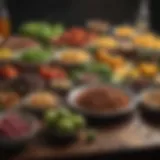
[
  {"xmin": 138, "ymin": 88, "xmax": 160, "ymax": 123},
  {"xmin": 17, "ymin": 91, "xmax": 61, "ymax": 118},
  {"xmin": 12, "ymin": 47, "xmax": 53, "ymax": 72},
  {"xmin": 43, "ymin": 108, "xmax": 86, "ymax": 145},
  {"xmin": 67, "ymin": 84, "xmax": 137, "ymax": 119},
  {"xmin": 0, "ymin": 110, "xmax": 40, "ymax": 151},
  {"xmin": 52, "ymin": 48, "xmax": 92, "ymax": 68}
]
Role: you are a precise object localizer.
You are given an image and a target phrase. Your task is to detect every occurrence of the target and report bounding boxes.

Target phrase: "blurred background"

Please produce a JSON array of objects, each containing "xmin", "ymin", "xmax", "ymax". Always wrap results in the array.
[
  {"xmin": 1, "ymin": 1, "xmax": 160, "ymax": 159},
  {"xmin": 0, "ymin": 0, "xmax": 158, "ymax": 35}
]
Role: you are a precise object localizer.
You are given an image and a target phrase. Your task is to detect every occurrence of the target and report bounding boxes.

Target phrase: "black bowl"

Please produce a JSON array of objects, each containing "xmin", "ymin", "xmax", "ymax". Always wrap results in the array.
[
  {"xmin": 138, "ymin": 88, "xmax": 160, "ymax": 125},
  {"xmin": 139, "ymin": 102, "xmax": 160, "ymax": 126},
  {"xmin": 67, "ymin": 84, "xmax": 137, "ymax": 122},
  {"xmin": 44, "ymin": 128, "xmax": 77, "ymax": 146}
]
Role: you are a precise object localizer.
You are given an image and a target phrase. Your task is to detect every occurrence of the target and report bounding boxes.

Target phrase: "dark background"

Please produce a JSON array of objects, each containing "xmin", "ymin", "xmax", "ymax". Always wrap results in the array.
[
  {"xmin": 5, "ymin": 0, "xmax": 160, "ymax": 33},
  {"xmin": 7, "ymin": 0, "xmax": 159, "ymax": 32}
]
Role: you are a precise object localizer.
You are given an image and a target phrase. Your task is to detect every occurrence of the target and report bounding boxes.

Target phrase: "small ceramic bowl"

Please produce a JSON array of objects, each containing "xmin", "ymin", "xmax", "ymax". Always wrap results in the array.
[
  {"xmin": 48, "ymin": 79, "xmax": 74, "ymax": 97},
  {"xmin": 86, "ymin": 20, "xmax": 110, "ymax": 34},
  {"xmin": 12, "ymin": 49, "xmax": 53, "ymax": 72},
  {"xmin": 44, "ymin": 128, "xmax": 77, "ymax": 146},
  {"xmin": 52, "ymin": 49, "xmax": 92, "ymax": 69},
  {"xmin": 136, "ymin": 47, "xmax": 160, "ymax": 62},
  {"xmin": 17, "ymin": 91, "xmax": 61, "ymax": 119},
  {"xmin": 67, "ymin": 84, "xmax": 137, "ymax": 120},
  {"xmin": 138, "ymin": 88, "xmax": 160, "ymax": 124},
  {"xmin": 0, "ymin": 110, "xmax": 40, "ymax": 151}
]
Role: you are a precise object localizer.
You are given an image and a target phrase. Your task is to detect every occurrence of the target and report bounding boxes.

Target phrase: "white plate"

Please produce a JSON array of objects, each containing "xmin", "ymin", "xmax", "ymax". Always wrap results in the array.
[{"xmin": 67, "ymin": 85, "xmax": 137, "ymax": 118}]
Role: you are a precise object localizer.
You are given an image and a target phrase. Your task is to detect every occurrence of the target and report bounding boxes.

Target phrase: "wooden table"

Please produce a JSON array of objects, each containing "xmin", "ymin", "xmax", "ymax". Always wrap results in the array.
[{"xmin": 16, "ymin": 113, "xmax": 160, "ymax": 160}]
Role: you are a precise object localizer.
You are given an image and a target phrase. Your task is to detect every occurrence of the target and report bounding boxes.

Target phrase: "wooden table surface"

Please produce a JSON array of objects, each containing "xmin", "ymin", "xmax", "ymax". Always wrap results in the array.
[{"xmin": 16, "ymin": 112, "xmax": 160, "ymax": 160}]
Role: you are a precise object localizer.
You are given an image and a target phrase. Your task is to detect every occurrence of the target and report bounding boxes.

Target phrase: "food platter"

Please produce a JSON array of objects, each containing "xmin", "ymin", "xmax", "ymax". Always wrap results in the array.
[{"xmin": 1, "ymin": 21, "xmax": 160, "ymax": 159}]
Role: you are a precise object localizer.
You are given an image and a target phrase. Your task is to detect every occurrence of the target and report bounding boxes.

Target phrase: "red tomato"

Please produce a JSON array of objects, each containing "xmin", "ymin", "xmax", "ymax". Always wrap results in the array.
[
  {"xmin": 1, "ymin": 66, "xmax": 18, "ymax": 79},
  {"xmin": 40, "ymin": 67, "xmax": 67, "ymax": 79},
  {"xmin": 73, "ymin": 32, "xmax": 85, "ymax": 41}
]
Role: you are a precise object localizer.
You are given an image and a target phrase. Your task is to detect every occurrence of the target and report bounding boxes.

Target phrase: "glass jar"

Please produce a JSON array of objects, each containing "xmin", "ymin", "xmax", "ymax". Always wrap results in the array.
[{"xmin": 0, "ymin": 0, "xmax": 10, "ymax": 39}]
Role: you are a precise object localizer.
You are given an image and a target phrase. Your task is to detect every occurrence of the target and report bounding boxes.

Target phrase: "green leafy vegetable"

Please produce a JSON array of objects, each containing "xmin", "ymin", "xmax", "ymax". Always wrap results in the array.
[
  {"xmin": 44, "ymin": 108, "xmax": 86, "ymax": 135},
  {"xmin": 20, "ymin": 48, "xmax": 51, "ymax": 63},
  {"xmin": 19, "ymin": 22, "xmax": 64, "ymax": 41},
  {"xmin": 57, "ymin": 118, "xmax": 76, "ymax": 134},
  {"xmin": 44, "ymin": 110, "xmax": 59, "ymax": 127},
  {"xmin": 71, "ymin": 114, "xmax": 86, "ymax": 129}
]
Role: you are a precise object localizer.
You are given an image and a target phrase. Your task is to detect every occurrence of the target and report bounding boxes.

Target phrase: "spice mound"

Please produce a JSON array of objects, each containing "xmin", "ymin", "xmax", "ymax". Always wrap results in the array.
[{"xmin": 76, "ymin": 86, "xmax": 129, "ymax": 112}]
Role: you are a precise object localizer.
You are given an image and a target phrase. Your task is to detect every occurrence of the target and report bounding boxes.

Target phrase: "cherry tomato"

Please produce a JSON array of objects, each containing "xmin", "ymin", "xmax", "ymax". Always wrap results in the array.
[
  {"xmin": 1, "ymin": 66, "xmax": 19, "ymax": 79},
  {"xmin": 40, "ymin": 67, "xmax": 67, "ymax": 79}
]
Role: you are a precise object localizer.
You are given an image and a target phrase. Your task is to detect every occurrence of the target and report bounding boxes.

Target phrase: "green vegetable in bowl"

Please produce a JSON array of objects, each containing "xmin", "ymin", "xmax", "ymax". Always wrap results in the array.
[
  {"xmin": 57, "ymin": 118, "xmax": 76, "ymax": 134},
  {"xmin": 19, "ymin": 22, "xmax": 64, "ymax": 41},
  {"xmin": 71, "ymin": 62, "xmax": 112, "ymax": 82},
  {"xmin": 71, "ymin": 114, "xmax": 86, "ymax": 129},
  {"xmin": 89, "ymin": 63, "xmax": 112, "ymax": 82},
  {"xmin": 20, "ymin": 48, "xmax": 51, "ymax": 63},
  {"xmin": 44, "ymin": 110, "xmax": 59, "ymax": 127},
  {"xmin": 19, "ymin": 22, "xmax": 40, "ymax": 36},
  {"xmin": 44, "ymin": 108, "xmax": 86, "ymax": 135},
  {"xmin": 56, "ymin": 108, "xmax": 72, "ymax": 118},
  {"xmin": 38, "ymin": 24, "xmax": 53, "ymax": 40}
]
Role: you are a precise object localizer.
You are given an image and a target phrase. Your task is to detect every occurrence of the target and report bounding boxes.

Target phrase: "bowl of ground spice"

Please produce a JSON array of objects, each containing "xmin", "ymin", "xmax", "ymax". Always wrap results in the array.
[{"xmin": 67, "ymin": 84, "xmax": 136, "ymax": 119}]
